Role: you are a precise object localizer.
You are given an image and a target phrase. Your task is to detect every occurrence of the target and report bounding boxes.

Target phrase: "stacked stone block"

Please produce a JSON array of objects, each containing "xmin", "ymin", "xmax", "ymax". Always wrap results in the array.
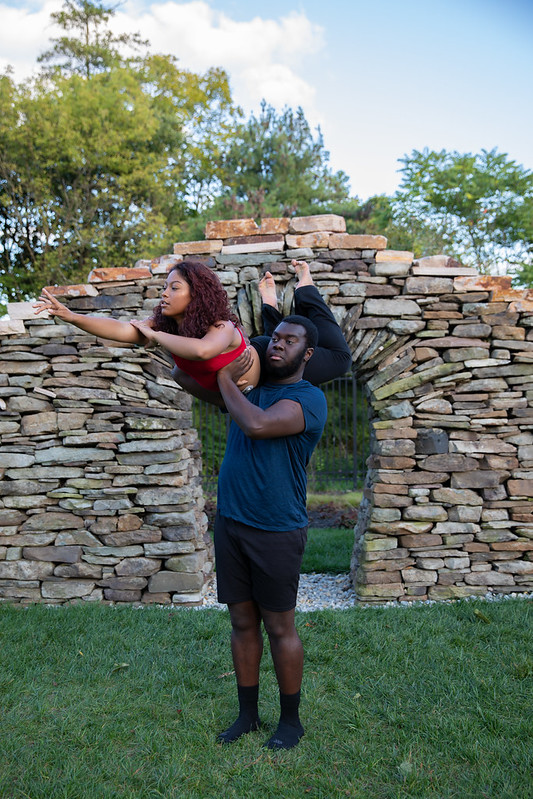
[
  {"xmin": 1, "ymin": 213, "xmax": 532, "ymax": 604},
  {"xmin": 0, "ymin": 266, "xmax": 210, "ymax": 605},
  {"xmin": 351, "ymin": 264, "xmax": 533, "ymax": 601}
]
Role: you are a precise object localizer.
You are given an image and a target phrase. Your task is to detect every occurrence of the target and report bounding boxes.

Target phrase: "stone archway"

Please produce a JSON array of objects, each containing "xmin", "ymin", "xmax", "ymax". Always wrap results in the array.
[
  {"xmin": 1, "ymin": 214, "xmax": 532, "ymax": 605},
  {"xmin": 340, "ymin": 265, "xmax": 533, "ymax": 602}
]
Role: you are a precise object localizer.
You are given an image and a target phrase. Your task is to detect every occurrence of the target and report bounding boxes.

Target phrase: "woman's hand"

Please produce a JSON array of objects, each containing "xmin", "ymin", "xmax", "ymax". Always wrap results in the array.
[
  {"xmin": 130, "ymin": 319, "xmax": 159, "ymax": 347},
  {"xmin": 33, "ymin": 289, "xmax": 74, "ymax": 322}
]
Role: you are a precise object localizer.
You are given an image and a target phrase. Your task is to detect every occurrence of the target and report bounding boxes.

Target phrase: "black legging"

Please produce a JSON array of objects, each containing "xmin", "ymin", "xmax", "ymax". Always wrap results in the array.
[{"xmin": 250, "ymin": 285, "xmax": 352, "ymax": 385}]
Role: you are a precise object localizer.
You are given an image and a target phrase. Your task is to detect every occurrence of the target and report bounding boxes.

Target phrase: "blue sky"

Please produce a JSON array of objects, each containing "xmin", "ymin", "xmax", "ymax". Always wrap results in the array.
[{"xmin": 1, "ymin": 0, "xmax": 532, "ymax": 199}]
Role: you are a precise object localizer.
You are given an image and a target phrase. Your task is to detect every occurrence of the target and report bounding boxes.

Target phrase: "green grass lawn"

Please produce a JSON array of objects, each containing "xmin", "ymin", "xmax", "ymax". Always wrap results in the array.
[
  {"xmin": 0, "ymin": 600, "xmax": 531, "ymax": 799},
  {"xmin": 307, "ymin": 491, "xmax": 362, "ymax": 508},
  {"xmin": 302, "ymin": 527, "xmax": 354, "ymax": 573}
]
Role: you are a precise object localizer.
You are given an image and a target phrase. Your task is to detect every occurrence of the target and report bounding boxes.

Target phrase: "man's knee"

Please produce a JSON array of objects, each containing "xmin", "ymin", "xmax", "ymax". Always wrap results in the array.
[
  {"xmin": 229, "ymin": 601, "xmax": 261, "ymax": 634},
  {"xmin": 261, "ymin": 608, "xmax": 296, "ymax": 641}
]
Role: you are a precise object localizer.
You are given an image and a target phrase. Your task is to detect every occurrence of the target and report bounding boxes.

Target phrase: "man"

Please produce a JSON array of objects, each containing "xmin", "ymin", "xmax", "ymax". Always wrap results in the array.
[{"xmin": 213, "ymin": 315, "xmax": 327, "ymax": 750}]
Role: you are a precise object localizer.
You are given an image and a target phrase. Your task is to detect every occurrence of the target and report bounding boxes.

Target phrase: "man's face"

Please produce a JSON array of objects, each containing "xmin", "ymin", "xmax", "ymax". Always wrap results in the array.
[{"xmin": 265, "ymin": 322, "xmax": 311, "ymax": 380}]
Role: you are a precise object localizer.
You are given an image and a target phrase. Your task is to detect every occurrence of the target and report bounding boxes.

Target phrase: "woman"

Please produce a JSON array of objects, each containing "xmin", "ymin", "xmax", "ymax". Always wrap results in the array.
[{"xmin": 34, "ymin": 259, "xmax": 351, "ymax": 394}]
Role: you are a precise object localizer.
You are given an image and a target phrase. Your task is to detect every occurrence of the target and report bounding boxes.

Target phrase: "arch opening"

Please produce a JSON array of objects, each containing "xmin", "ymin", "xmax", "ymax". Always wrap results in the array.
[{"xmin": 1, "ymin": 214, "xmax": 532, "ymax": 605}]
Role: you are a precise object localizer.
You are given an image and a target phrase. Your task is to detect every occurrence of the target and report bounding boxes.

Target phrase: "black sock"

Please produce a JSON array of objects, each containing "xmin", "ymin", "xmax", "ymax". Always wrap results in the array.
[
  {"xmin": 265, "ymin": 691, "xmax": 304, "ymax": 750},
  {"xmin": 217, "ymin": 684, "xmax": 261, "ymax": 743}
]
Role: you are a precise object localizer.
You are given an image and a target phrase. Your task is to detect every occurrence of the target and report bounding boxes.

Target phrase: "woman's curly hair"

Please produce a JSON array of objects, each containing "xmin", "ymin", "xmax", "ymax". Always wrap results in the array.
[{"xmin": 151, "ymin": 259, "xmax": 239, "ymax": 339}]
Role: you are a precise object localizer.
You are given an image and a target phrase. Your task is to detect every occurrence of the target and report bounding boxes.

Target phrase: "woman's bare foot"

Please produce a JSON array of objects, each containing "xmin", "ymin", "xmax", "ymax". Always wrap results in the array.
[
  {"xmin": 258, "ymin": 271, "xmax": 278, "ymax": 308},
  {"xmin": 292, "ymin": 260, "xmax": 314, "ymax": 288}
]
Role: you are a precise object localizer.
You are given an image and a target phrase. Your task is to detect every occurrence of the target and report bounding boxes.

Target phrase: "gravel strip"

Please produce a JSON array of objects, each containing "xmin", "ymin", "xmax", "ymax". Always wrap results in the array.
[
  {"xmin": 200, "ymin": 574, "xmax": 533, "ymax": 612},
  {"xmin": 201, "ymin": 573, "xmax": 356, "ymax": 611}
]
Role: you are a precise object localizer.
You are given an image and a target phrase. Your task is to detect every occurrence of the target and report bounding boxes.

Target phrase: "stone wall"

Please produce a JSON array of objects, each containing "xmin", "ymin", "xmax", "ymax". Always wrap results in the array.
[
  {"xmin": 349, "ymin": 266, "xmax": 533, "ymax": 602},
  {"xmin": 1, "ymin": 213, "xmax": 532, "ymax": 604},
  {"xmin": 0, "ymin": 264, "xmax": 210, "ymax": 605}
]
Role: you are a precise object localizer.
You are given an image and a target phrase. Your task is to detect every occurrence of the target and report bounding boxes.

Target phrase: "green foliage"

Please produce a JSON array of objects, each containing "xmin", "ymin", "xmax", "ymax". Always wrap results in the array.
[
  {"xmin": 307, "ymin": 375, "xmax": 369, "ymax": 492},
  {"xmin": 212, "ymin": 101, "xmax": 352, "ymax": 219},
  {"xmin": 338, "ymin": 193, "xmax": 448, "ymax": 254},
  {"xmin": 0, "ymin": 2, "xmax": 238, "ymax": 305},
  {"xmin": 515, "ymin": 262, "xmax": 533, "ymax": 287},
  {"xmin": 0, "ymin": 0, "xmax": 355, "ymax": 307},
  {"xmin": 394, "ymin": 147, "xmax": 533, "ymax": 280},
  {"xmin": 37, "ymin": 0, "xmax": 149, "ymax": 77},
  {"xmin": 307, "ymin": 491, "xmax": 362, "ymax": 507}
]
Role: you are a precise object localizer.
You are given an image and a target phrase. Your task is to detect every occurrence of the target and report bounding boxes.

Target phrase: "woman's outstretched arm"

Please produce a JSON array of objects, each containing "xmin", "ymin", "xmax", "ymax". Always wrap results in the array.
[{"xmin": 34, "ymin": 288, "xmax": 146, "ymax": 345}]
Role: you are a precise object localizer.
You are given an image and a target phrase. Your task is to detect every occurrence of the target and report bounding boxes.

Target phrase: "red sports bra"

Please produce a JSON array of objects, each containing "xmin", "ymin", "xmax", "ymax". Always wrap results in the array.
[{"xmin": 171, "ymin": 327, "xmax": 247, "ymax": 391}]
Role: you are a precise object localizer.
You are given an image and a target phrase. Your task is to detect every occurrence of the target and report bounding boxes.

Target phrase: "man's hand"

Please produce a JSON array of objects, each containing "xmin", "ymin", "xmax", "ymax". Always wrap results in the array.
[{"xmin": 218, "ymin": 346, "xmax": 255, "ymax": 386}]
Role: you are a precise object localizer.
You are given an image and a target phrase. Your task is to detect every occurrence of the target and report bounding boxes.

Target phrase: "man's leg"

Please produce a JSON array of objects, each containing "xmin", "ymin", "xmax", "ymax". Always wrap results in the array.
[
  {"xmin": 256, "ymin": 265, "xmax": 351, "ymax": 385},
  {"xmin": 258, "ymin": 271, "xmax": 283, "ymax": 336},
  {"xmin": 217, "ymin": 600, "xmax": 263, "ymax": 743},
  {"xmin": 292, "ymin": 262, "xmax": 352, "ymax": 384},
  {"xmin": 260, "ymin": 607, "xmax": 305, "ymax": 750}
]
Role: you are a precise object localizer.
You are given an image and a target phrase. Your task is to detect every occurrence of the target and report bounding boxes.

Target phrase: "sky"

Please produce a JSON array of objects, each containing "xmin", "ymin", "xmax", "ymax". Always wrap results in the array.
[{"xmin": 1, "ymin": 0, "xmax": 532, "ymax": 200}]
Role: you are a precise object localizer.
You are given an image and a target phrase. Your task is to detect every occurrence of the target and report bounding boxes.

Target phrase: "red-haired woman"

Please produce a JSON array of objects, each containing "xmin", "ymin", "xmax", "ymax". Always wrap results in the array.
[
  {"xmin": 34, "ymin": 258, "xmax": 351, "ymax": 395},
  {"xmin": 35, "ymin": 259, "xmax": 261, "ymax": 393}
]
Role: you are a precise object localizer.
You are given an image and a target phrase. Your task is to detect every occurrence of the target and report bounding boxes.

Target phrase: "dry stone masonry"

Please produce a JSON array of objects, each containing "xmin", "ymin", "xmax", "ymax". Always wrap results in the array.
[
  {"xmin": 0, "ymin": 264, "xmax": 210, "ymax": 605},
  {"xmin": 1, "ymin": 213, "xmax": 532, "ymax": 604}
]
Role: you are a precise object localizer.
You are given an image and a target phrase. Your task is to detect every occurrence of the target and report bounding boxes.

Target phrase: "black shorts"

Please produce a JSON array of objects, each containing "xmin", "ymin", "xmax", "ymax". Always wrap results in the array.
[{"xmin": 214, "ymin": 512, "xmax": 308, "ymax": 612}]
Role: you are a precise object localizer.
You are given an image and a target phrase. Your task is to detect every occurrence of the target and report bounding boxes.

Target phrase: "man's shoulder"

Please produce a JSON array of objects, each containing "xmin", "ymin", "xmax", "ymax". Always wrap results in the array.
[
  {"xmin": 260, "ymin": 379, "xmax": 325, "ymax": 403},
  {"xmin": 278, "ymin": 380, "xmax": 327, "ymax": 420},
  {"xmin": 262, "ymin": 379, "xmax": 322, "ymax": 394},
  {"xmin": 291, "ymin": 379, "xmax": 326, "ymax": 401}
]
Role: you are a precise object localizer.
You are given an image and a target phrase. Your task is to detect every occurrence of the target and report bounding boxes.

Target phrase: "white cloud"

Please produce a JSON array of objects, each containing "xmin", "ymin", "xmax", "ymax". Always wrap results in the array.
[
  {"xmin": 115, "ymin": 1, "xmax": 324, "ymax": 117},
  {"xmin": 239, "ymin": 63, "xmax": 318, "ymax": 112},
  {"xmin": 0, "ymin": 0, "xmax": 63, "ymax": 78},
  {"xmin": 0, "ymin": 0, "xmax": 324, "ymax": 122}
]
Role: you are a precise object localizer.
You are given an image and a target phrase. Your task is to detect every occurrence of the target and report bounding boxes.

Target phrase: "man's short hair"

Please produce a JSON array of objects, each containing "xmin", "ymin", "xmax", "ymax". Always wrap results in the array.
[{"xmin": 281, "ymin": 315, "xmax": 318, "ymax": 350}]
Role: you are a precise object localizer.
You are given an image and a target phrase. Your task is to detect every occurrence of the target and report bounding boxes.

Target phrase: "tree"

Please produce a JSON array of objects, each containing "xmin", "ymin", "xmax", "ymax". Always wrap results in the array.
[
  {"xmin": 0, "ymin": 1, "xmax": 238, "ymax": 308},
  {"xmin": 38, "ymin": 0, "xmax": 148, "ymax": 77},
  {"xmin": 212, "ymin": 102, "xmax": 351, "ymax": 219},
  {"xmin": 394, "ymin": 148, "xmax": 533, "ymax": 280}
]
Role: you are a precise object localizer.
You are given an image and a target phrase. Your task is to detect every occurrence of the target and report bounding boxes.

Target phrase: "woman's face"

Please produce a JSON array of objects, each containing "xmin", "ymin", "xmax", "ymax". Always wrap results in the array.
[{"xmin": 160, "ymin": 269, "xmax": 192, "ymax": 321}]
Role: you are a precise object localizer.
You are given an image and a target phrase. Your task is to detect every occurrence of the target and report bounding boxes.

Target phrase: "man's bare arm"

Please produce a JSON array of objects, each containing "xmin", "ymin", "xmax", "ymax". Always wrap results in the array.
[{"xmin": 217, "ymin": 368, "xmax": 305, "ymax": 439}]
